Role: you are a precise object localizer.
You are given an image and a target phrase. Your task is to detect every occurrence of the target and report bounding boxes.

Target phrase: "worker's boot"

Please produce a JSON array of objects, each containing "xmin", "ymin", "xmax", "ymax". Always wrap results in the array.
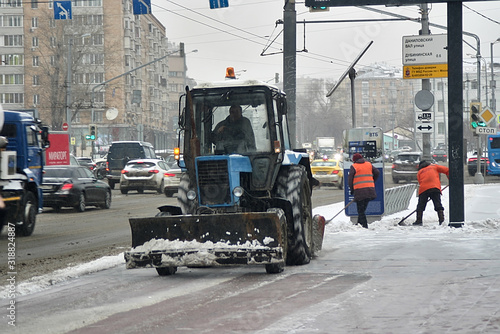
[
  {"xmin": 437, "ymin": 210, "xmax": 445, "ymax": 225},
  {"xmin": 413, "ymin": 211, "xmax": 423, "ymax": 226}
]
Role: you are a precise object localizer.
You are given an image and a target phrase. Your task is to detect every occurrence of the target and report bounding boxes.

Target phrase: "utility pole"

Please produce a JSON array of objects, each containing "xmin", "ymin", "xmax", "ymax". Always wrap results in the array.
[
  {"xmin": 420, "ymin": 4, "xmax": 432, "ymax": 161},
  {"xmin": 283, "ymin": 0, "xmax": 297, "ymax": 148}
]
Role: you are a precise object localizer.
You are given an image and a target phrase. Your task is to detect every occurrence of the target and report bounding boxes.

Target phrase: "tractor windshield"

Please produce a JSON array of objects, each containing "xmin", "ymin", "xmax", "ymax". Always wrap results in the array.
[{"xmin": 192, "ymin": 90, "xmax": 272, "ymax": 155}]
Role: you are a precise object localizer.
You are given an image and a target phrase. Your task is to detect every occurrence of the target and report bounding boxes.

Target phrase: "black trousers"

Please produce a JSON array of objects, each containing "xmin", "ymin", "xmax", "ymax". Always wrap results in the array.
[
  {"xmin": 356, "ymin": 198, "xmax": 371, "ymax": 226},
  {"xmin": 416, "ymin": 188, "xmax": 444, "ymax": 212}
]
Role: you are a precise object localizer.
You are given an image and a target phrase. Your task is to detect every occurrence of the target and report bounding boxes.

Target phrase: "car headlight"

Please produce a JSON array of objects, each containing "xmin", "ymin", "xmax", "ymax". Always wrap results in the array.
[{"xmin": 232, "ymin": 186, "xmax": 244, "ymax": 198}]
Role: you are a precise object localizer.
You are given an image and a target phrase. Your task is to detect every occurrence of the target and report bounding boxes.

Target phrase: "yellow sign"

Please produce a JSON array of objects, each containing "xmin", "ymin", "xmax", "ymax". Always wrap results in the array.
[
  {"xmin": 403, "ymin": 64, "xmax": 448, "ymax": 79},
  {"xmin": 480, "ymin": 107, "xmax": 495, "ymax": 124},
  {"xmin": 71, "ymin": 137, "xmax": 76, "ymax": 145}
]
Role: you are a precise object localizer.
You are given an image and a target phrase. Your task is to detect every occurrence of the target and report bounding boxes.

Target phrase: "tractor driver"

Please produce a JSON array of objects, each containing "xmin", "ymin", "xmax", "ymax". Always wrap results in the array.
[{"xmin": 212, "ymin": 104, "xmax": 256, "ymax": 153}]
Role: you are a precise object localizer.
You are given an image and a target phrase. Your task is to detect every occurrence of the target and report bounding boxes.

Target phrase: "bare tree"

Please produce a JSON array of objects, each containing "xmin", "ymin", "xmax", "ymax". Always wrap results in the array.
[
  {"xmin": 27, "ymin": 6, "xmax": 121, "ymax": 130},
  {"xmin": 296, "ymin": 78, "xmax": 351, "ymax": 146}
]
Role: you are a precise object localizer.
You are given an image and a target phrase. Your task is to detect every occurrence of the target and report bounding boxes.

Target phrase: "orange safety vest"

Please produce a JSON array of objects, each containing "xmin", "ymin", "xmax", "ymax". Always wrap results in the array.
[{"xmin": 353, "ymin": 162, "xmax": 375, "ymax": 190}]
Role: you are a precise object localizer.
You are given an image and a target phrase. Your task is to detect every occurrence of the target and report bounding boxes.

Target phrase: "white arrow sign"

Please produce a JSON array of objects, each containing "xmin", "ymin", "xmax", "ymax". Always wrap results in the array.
[{"xmin": 416, "ymin": 123, "xmax": 434, "ymax": 133}]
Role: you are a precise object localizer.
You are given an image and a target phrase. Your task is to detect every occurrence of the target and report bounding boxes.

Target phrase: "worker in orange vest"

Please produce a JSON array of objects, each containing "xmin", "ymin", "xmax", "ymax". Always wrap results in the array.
[
  {"xmin": 348, "ymin": 153, "xmax": 380, "ymax": 228},
  {"xmin": 413, "ymin": 160, "xmax": 449, "ymax": 226}
]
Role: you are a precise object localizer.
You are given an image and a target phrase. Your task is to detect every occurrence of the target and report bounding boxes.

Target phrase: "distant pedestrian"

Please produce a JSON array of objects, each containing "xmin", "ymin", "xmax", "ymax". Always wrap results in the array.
[
  {"xmin": 413, "ymin": 160, "xmax": 449, "ymax": 226},
  {"xmin": 348, "ymin": 153, "xmax": 380, "ymax": 228}
]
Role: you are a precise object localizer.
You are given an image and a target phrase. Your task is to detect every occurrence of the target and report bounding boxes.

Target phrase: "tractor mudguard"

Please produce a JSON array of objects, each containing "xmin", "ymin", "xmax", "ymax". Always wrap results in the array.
[{"xmin": 125, "ymin": 211, "xmax": 286, "ymax": 270}]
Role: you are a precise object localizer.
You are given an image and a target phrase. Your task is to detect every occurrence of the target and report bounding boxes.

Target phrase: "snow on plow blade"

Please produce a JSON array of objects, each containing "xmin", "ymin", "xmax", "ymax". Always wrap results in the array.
[{"xmin": 124, "ymin": 212, "xmax": 285, "ymax": 269}]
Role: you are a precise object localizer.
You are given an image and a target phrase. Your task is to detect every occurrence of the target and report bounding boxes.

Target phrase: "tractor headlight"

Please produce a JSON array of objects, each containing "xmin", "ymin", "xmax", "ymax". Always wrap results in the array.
[
  {"xmin": 232, "ymin": 186, "xmax": 244, "ymax": 198},
  {"xmin": 187, "ymin": 190, "xmax": 197, "ymax": 200}
]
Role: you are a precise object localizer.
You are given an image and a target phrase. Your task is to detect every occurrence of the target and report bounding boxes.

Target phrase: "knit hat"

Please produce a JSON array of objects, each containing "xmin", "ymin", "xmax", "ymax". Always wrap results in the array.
[
  {"xmin": 418, "ymin": 160, "xmax": 430, "ymax": 170},
  {"xmin": 352, "ymin": 153, "xmax": 363, "ymax": 162}
]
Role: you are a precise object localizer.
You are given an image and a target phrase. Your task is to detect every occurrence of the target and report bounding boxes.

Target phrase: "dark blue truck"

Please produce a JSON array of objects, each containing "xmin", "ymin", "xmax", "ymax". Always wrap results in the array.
[{"xmin": 0, "ymin": 108, "xmax": 50, "ymax": 236}]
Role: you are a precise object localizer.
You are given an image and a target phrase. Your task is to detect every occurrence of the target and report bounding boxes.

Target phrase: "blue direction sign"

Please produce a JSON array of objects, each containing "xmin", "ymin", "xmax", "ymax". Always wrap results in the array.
[
  {"xmin": 54, "ymin": 1, "xmax": 72, "ymax": 20},
  {"xmin": 210, "ymin": 0, "xmax": 229, "ymax": 9},
  {"xmin": 133, "ymin": 0, "xmax": 151, "ymax": 15}
]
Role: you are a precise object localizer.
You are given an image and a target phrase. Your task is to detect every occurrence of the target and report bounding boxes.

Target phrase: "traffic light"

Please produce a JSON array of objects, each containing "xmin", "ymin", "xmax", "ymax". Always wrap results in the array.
[
  {"xmin": 470, "ymin": 102, "xmax": 485, "ymax": 130},
  {"xmin": 309, "ymin": 6, "xmax": 329, "ymax": 12},
  {"xmin": 89, "ymin": 124, "xmax": 97, "ymax": 140}
]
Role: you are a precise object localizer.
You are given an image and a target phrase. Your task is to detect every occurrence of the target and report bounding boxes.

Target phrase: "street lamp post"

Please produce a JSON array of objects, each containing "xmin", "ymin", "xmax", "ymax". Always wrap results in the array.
[
  {"xmin": 66, "ymin": 33, "xmax": 90, "ymax": 148},
  {"xmin": 66, "ymin": 38, "xmax": 73, "ymax": 137},
  {"xmin": 491, "ymin": 38, "xmax": 500, "ymax": 114}
]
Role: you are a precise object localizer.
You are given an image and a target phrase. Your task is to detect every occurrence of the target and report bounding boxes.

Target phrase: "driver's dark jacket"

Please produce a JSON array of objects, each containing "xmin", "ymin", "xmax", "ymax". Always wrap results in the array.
[{"xmin": 212, "ymin": 116, "xmax": 256, "ymax": 151}]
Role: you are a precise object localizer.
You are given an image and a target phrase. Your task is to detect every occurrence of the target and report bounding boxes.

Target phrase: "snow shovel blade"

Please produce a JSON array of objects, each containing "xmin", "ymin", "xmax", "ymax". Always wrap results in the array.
[{"xmin": 125, "ymin": 212, "xmax": 285, "ymax": 269}]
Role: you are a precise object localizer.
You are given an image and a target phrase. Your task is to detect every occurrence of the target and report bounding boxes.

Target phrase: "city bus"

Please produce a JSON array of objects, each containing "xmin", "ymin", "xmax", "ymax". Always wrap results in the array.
[{"xmin": 487, "ymin": 134, "xmax": 500, "ymax": 176}]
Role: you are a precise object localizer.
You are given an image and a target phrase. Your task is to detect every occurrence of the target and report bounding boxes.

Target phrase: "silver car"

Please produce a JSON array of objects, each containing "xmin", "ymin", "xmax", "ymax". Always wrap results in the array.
[
  {"xmin": 163, "ymin": 166, "xmax": 183, "ymax": 197},
  {"xmin": 119, "ymin": 159, "xmax": 170, "ymax": 194}
]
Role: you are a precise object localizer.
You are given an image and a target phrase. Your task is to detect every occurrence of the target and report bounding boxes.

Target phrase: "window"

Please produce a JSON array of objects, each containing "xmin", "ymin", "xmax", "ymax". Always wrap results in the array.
[
  {"xmin": 31, "ymin": 17, "xmax": 38, "ymax": 28},
  {"xmin": 33, "ymin": 94, "xmax": 40, "ymax": 105},
  {"xmin": 0, "ymin": 0, "xmax": 22, "ymax": 8},
  {"xmin": 32, "ymin": 36, "xmax": 39, "ymax": 48},
  {"xmin": 0, "ymin": 15, "xmax": 23, "ymax": 27},
  {"xmin": 31, "ymin": 0, "xmax": 38, "ymax": 9},
  {"xmin": 0, "ymin": 93, "xmax": 24, "ymax": 104},
  {"xmin": 2, "ymin": 35, "xmax": 23, "ymax": 46},
  {"xmin": 32, "ymin": 56, "xmax": 39, "ymax": 67},
  {"xmin": 1, "ymin": 54, "xmax": 23, "ymax": 66},
  {"xmin": 32, "ymin": 75, "xmax": 39, "ymax": 86},
  {"xmin": 0, "ymin": 74, "xmax": 23, "ymax": 85}
]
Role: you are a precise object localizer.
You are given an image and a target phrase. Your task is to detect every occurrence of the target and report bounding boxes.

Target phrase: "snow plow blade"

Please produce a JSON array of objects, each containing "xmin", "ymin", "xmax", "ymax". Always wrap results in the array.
[{"xmin": 124, "ymin": 212, "xmax": 286, "ymax": 270}]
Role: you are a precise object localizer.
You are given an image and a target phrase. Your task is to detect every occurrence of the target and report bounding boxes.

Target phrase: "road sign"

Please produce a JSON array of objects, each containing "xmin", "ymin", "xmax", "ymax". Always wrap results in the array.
[
  {"xmin": 62, "ymin": 122, "xmax": 68, "ymax": 131},
  {"xmin": 403, "ymin": 34, "xmax": 448, "ymax": 65},
  {"xmin": 403, "ymin": 64, "xmax": 448, "ymax": 79},
  {"xmin": 54, "ymin": 1, "xmax": 72, "ymax": 20},
  {"xmin": 416, "ymin": 123, "xmax": 434, "ymax": 133},
  {"xmin": 476, "ymin": 127, "xmax": 497, "ymax": 135},
  {"xmin": 415, "ymin": 111, "xmax": 434, "ymax": 123},
  {"xmin": 480, "ymin": 107, "xmax": 496, "ymax": 124},
  {"xmin": 133, "ymin": 0, "xmax": 151, "ymax": 15},
  {"xmin": 210, "ymin": 0, "xmax": 229, "ymax": 9}
]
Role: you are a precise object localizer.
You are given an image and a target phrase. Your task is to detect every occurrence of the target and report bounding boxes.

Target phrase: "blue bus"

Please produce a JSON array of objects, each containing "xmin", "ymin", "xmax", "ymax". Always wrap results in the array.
[{"xmin": 487, "ymin": 134, "xmax": 500, "ymax": 176}]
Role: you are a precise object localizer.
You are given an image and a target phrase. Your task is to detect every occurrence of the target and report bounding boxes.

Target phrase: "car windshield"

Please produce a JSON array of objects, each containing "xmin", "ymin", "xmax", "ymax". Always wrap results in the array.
[
  {"xmin": 312, "ymin": 161, "xmax": 338, "ymax": 167},
  {"xmin": 127, "ymin": 162, "xmax": 156, "ymax": 169}
]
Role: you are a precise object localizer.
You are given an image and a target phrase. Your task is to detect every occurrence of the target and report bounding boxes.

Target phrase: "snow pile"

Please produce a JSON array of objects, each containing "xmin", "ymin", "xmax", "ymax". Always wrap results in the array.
[
  {"xmin": 131, "ymin": 237, "xmax": 276, "ymax": 253},
  {"xmin": 0, "ymin": 254, "xmax": 124, "ymax": 299},
  {"xmin": 128, "ymin": 237, "xmax": 282, "ymax": 267}
]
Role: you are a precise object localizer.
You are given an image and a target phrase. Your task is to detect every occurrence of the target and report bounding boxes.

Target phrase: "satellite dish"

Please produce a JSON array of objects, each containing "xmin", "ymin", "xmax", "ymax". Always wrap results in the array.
[{"xmin": 106, "ymin": 107, "xmax": 119, "ymax": 120}]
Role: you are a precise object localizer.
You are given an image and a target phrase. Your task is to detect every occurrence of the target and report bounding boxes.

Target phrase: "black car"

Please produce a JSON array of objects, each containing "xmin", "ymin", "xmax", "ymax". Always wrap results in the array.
[
  {"xmin": 432, "ymin": 149, "xmax": 447, "ymax": 162},
  {"xmin": 391, "ymin": 152, "xmax": 423, "ymax": 183},
  {"xmin": 42, "ymin": 165, "xmax": 112, "ymax": 212},
  {"xmin": 467, "ymin": 152, "xmax": 489, "ymax": 176}
]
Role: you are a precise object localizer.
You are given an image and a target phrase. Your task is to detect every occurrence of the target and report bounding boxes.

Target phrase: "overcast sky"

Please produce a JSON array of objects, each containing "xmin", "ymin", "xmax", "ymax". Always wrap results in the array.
[{"xmin": 151, "ymin": 1, "xmax": 500, "ymax": 84}]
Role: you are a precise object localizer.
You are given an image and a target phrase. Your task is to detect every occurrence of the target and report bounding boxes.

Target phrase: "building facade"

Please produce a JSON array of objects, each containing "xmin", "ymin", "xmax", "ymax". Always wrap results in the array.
[{"xmin": 1, "ymin": 0, "xmax": 186, "ymax": 156}]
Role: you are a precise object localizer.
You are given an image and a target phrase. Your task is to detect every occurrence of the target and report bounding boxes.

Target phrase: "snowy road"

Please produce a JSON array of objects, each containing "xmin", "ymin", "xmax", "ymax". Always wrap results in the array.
[{"xmin": 2, "ymin": 185, "xmax": 500, "ymax": 333}]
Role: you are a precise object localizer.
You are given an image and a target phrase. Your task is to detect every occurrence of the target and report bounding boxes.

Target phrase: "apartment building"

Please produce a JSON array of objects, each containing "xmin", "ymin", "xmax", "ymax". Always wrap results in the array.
[{"xmin": 1, "ymin": 0, "xmax": 182, "ymax": 154}]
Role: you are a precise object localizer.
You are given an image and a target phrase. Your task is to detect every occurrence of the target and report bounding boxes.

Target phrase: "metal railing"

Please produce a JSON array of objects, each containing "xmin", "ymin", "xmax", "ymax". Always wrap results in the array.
[{"xmin": 384, "ymin": 184, "xmax": 417, "ymax": 216}]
